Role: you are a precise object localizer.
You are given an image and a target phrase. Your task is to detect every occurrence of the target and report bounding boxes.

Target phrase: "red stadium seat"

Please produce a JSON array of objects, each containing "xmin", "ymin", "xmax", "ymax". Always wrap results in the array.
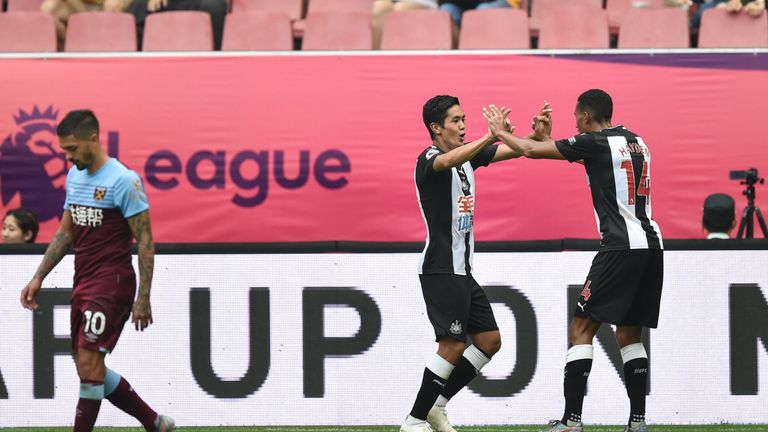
[
  {"xmin": 698, "ymin": 8, "xmax": 768, "ymax": 48},
  {"xmin": 230, "ymin": 0, "xmax": 303, "ymax": 20},
  {"xmin": 294, "ymin": 0, "xmax": 371, "ymax": 37},
  {"xmin": 6, "ymin": 0, "xmax": 43, "ymax": 12},
  {"xmin": 307, "ymin": 0, "xmax": 371, "ymax": 13},
  {"xmin": 381, "ymin": 9, "xmax": 452, "ymax": 50},
  {"xmin": 222, "ymin": 11, "xmax": 293, "ymax": 50},
  {"xmin": 302, "ymin": 11, "xmax": 372, "ymax": 50},
  {"xmin": 529, "ymin": 0, "xmax": 603, "ymax": 38},
  {"xmin": 65, "ymin": 12, "xmax": 137, "ymax": 52},
  {"xmin": 459, "ymin": 8, "xmax": 529, "ymax": 49},
  {"xmin": 530, "ymin": 0, "xmax": 602, "ymax": 17},
  {"xmin": 143, "ymin": 11, "xmax": 213, "ymax": 51},
  {"xmin": 606, "ymin": 0, "xmax": 666, "ymax": 34},
  {"xmin": 0, "ymin": 13, "xmax": 56, "ymax": 52},
  {"xmin": 618, "ymin": 7, "xmax": 689, "ymax": 48},
  {"xmin": 537, "ymin": 6, "xmax": 610, "ymax": 49}
]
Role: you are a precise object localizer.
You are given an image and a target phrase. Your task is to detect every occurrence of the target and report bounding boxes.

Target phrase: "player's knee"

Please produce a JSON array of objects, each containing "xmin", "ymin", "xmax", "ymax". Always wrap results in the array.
[
  {"xmin": 75, "ymin": 353, "xmax": 105, "ymax": 381},
  {"xmin": 437, "ymin": 337, "xmax": 466, "ymax": 363},
  {"xmin": 569, "ymin": 320, "xmax": 597, "ymax": 345},
  {"xmin": 477, "ymin": 333, "xmax": 501, "ymax": 356},
  {"xmin": 615, "ymin": 326, "xmax": 642, "ymax": 347}
]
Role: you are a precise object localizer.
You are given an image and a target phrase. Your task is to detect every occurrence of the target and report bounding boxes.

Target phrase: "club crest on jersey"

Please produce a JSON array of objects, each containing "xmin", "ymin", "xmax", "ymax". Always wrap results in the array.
[
  {"xmin": 581, "ymin": 280, "xmax": 593, "ymax": 301},
  {"xmin": 449, "ymin": 320, "xmax": 462, "ymax": 335},
  {"xmin": 93, "ymin": 187, "xmax": 107, "ymax": 201}
]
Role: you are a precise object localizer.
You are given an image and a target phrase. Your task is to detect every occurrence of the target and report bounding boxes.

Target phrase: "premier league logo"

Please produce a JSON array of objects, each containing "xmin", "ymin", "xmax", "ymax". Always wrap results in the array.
[{"xmin": 0, "ymin": 106, "xmax": 67, "ymax": 222}]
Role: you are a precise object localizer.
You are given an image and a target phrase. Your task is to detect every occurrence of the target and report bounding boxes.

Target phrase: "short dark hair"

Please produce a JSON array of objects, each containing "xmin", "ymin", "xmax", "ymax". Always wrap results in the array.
[
  {"xmin": 57, "ymin": 109, "xmax": 99, "ymax": 139},
  {"xmin": 4, "ymin": 208, "xmax": 39, "ymax": 243},
  {"xmin": 703, "ymin": 193, "xmax": 736, "ymax": 233},
  {"xmin": 423, "ymin": 95, "xmax": 460, "ymax": 140},
  {"xmin": 577, "ymin": 89, "xmax": 613, "ymax": 123}
]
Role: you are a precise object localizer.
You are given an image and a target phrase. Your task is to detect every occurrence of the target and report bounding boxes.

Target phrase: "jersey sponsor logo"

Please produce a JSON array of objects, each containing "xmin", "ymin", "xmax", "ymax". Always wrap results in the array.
[
  {"xmin": 457, "ymin": 195, "xmax": 475, "ymax": 234},
  {"xmin": 93, "ymin": 187, "xmax": 107, "ymax": 201},
  {"xmin": 70, "ymin": 204, "xmax": 104, "ymax": 228},
  {"xmin": 457, "ymin": 194, "xmax": 474, "ymax": 214},
  {"xmin": 580, "ymin": 280, "xmax": 593, "ymax": 301},
  {"xmin": 0, "ymin": 106, "xmax": 67, "ymax": 223},
  {"xmin": 426, "ymin": 149, "xmax": 439, "ymax": 160},
  {"xmin": 449, "ymin": 319, "xmax": 462, "ymax": 335}
]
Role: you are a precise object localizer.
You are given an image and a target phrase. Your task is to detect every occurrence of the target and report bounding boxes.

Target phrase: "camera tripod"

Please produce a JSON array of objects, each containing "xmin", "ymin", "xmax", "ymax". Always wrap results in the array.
[{"xmin": 736, "ymin": 180, "xmax": 768, "ymax": 239}]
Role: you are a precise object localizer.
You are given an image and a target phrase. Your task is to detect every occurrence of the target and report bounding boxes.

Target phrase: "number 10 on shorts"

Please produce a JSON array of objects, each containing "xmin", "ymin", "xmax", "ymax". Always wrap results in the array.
[{"xmin": 83, "ymin": 310, "xmax": 107, "ymax": 336}]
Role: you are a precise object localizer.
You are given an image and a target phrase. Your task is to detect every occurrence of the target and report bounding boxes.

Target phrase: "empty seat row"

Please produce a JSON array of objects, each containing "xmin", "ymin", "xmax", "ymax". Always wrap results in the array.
[{"xmin": 0, "ymin": 7, "xmax": 766, "ymax": 52}]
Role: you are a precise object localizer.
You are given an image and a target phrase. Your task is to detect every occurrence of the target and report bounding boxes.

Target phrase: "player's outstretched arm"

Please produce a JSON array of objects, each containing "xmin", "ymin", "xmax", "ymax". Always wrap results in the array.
[
  {"xmin": 127, "ymin": 210, "xmax": 155, "ymax": 331},
  {"xmin": 21, "ymin": 211, "xmax": 74, "ymax": 310}
]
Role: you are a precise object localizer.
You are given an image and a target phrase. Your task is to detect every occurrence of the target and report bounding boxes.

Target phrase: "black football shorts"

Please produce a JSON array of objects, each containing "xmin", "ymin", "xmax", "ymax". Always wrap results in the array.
[
  {"xmin": 419, "ymin": 273, "xmax": 499, "ymax": 342},
  {"xmin": 574, "ymin": 248, "xmax": 664, "ymax": 328}
]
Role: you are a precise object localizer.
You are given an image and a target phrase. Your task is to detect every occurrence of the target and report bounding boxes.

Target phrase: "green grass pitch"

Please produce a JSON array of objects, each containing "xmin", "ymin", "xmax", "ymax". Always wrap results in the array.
[{"xmin": 3, "ymin": 426, "xmax": 768, "ymax": 432}]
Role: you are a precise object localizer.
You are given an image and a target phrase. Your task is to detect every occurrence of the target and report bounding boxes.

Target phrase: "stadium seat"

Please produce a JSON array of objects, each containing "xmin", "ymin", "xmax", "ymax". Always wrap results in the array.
[
  {"xmin": 143, "ymin": 11, "xmax": 213, "ymax": 51},
  {"xmin": 302, "ymin": 11, "xmax": 372, "ymax": 50},
  {"xmin": 65, "ymin": 12, "xmax": 137, "ymax": 52},
  {"xmin": 698, "ymin": 8, "xmax": 768, "ymax": 48},
  {"xmin": 530, "ymin": 0, "xmax": 602, "ymax": 18},
  {"xmin": 6, "ymin": 0, "xmax": 43, "ymax": 12},
  {"xmin": 380, "ymin": 9, "xmax": 452, "ymax": 50},
  {"xmin": 537, "ymin": 6, "xmax": 610, "ymax": 49},
  {"xmin": 0, "ymin": 13, "xmax": 56, "ymax": 52},
  {"xmin": 307, "ymin": 0, "xmax": 371, "ymax": 13},
  {"xmin": 529, "ymin": 0, "xmax": 603, "ymax": 38},
  {"xmin": 230, "ymin": 0, "xmax": 303, "ymax": 20},
  {"xmin": 294, "ymin": 0, "xmax": 371, "ymax": 37},
  {"xmin": 459, "ymin": 8, "xmax": 530, "ymax": 49},
  {"xmin": 222, "ymin": 11, "xmax": 293, "ymax": 50},
  {"xmin": 618, "ymin": 7, "xmax": 689, "ymax": 48},
  {"xmin": 606, "ymin": 0, "xmax": 666, "ymax": 34}
]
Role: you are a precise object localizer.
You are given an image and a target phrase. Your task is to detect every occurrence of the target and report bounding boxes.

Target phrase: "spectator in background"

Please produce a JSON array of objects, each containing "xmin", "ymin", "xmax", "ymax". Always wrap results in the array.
[
  {"xmin": 703, "ymin": 193, "xmax": 736, "ymax": 239},
  {"xmin": 372, "ymin": 0, "xmax": 439, "ymax": 49},
  {"xmin": 691, "ymin": 0, "xmax": 727, "ymax": 29},
  {"xmin": 128, "ymin": 0, "xmax": 227, "ymax": 50},
  {"xmin": 440, "ymin": 0, "xmax": 519, "ymax": 27},
  {"xmin": 41, "ymin": 0, "xmax": 132, "ymax": 50},
  {"xmin": 718, "ymin": 0, "xmax": 766, "ymax": 16},
  {"xmin": 2, "ymin": 208, "xmax": 39, "ymax": 244},
  {"xmin": 439, "ymin": 0, "xmax": 520, "ymax": 47}
]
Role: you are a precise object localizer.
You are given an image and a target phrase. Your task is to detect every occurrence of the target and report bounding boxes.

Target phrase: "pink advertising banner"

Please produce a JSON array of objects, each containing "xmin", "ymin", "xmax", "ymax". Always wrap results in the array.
[{"xmin": 1, "ymin": 53, "xmax": 766, "ymax": 243}]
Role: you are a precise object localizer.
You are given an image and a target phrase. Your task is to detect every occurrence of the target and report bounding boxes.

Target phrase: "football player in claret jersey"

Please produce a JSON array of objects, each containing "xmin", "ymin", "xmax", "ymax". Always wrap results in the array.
[
  {"xmin": 402, "ymin": 96, "xmax": 541, "ymax": 432},
  {"xmin": 20, "ymin": 110, "xmax": 174, "ymax": 432},
  {"xmin": 488, "ymin": 90, "xmax": 663, "ymax": 432}
]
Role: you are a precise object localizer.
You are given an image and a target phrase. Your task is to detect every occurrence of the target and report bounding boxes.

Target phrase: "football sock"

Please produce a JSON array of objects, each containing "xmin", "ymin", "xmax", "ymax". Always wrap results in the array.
[
  {"xmin": 621, "ymin": 343, "xmax": 648, "ymax": 428},
  {"xmin": 439, "ymin": 345, "xmax": 491, "ymax": 402},
  {"xmin": 104, "ymin": 369, "xmax": 158, "ymax": 430},
  {"xmin": 561, "ymin": 344, "xmax": 593, "ymax": 426},
  {"xmin": 74, "ymin": 380, "xmax": 103, "ymax": 432},
  {"xmin": 408, "ymin": 354, "xmax": 455, "ymax": 421}
]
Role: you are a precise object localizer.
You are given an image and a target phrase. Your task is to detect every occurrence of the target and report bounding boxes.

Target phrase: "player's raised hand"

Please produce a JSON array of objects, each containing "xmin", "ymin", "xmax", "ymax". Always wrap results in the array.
[
  {"xmin": 531, "ymin": 101, "xmax": 553, "ymax": 141},
  {"xmin": 131, "ymin": 296, "xmax": 154, "ymax": 331},
  {"xmin": 483, "ymin": 104, "xmax": 512, "ymax": 138},
  {"xmin": 20, "ymin": 277, "xmax": 42, "ymax": 310}
]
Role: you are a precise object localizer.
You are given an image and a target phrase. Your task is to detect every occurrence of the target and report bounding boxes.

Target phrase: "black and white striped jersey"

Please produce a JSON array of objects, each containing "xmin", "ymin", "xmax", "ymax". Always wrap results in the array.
[
  {"xmin": 414, "ymin": 144, "xmax": 498, "ymax": 275},
  {"xmin": 555, "ymin": 125, "xmax": 663, "ymax": 250}
]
